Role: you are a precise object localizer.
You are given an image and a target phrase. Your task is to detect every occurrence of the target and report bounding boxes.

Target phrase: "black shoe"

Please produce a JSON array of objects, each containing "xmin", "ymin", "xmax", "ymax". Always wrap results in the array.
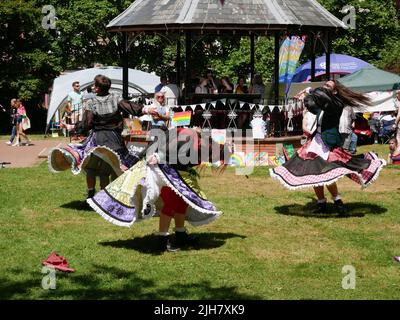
[
  {"xmin": 175, "ymin": 231, "xmax": 199, "ymax": 248},
  {"xmin": 157, "ymin": 235, "xmax": 180, "ymax": 252},
  {"xmin": 142, "ymin": 204, "xmax": 153, "ymax": 218},
  {"xmin": 312, "ymin": 202, "xmax": 327, "ymax": 214},
  {"xmin": 87, "ymin": 189, "xmax": 96, "ymax": 199},
  {"xmin": 334, "ymin": 199, "xmax": 346, "ymax": 214}
]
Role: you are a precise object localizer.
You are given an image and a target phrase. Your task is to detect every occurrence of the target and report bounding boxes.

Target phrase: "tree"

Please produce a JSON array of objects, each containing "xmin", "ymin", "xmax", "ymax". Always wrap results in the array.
[
  {"xmin": 319, "ymin": 0, "xmax": 400, "ymax": 70},
  {"xmin": 0, "ymin": 0, "xmax": 133, "ymax": 132},
  {"xmin": 0, "ymin": 0, "xmax": 64, "ymax": 131}
]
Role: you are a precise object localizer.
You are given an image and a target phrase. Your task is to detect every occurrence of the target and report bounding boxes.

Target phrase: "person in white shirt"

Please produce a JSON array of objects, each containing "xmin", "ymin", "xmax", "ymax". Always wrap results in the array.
[
  {"xmin": 160, "ymin": 73, "xmax": 181, "ymax": 107},
  {"xmin": 145, "ymin": 92, "xmax": 170, "ymax": 130},
  {"xmin": 392, "ymin": 91, "xmax": 400, "ymax": 142},
  {"xmin": 339, "ymin": 106, "xmax": 356, "ymax": 151},
  {"xmin": 67, "ymin": 81, "xmax": 83, "ymax": 123}
]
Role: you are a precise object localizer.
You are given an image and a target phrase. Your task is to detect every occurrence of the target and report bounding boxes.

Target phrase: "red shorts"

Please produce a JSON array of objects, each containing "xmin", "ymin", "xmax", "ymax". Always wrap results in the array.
[{"xmin": 160, "ymin": 186, "xmax": 188, "ymax": 217}]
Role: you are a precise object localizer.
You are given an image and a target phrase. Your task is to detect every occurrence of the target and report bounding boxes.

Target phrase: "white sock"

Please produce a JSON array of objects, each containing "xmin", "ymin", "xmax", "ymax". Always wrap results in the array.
[
  {"xmin": 333, "ymin": 195, "xmax": 342, "ymax": 201},
  {"xmin": 156, "ymin": 232, "xmax": 169, "ymax": 236},
  {"xmin": 317, "ymin": 198, "xmax": 327, "ymax": 204},
  {"xmin": 175, "ymin": 227, "xmax": 187, "ymax": 233}
]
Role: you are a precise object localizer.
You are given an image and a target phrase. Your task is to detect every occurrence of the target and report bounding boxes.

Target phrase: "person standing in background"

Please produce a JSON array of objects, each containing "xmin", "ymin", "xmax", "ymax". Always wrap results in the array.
[
  {"xmin": 339, "ymin": 105, "xmax": 357, "ymax": 153},
  {"xmin": 13, "ymin": 99, "xmax": 31, "ymax": 146},
  {"xmin": 67, "ymin": 81, "xmax": 83, "ymax": 124},
  {"xmin": 5, "ymin": 99, "xmax": 18, "ymax": 146},
  {"xmin": 83, "ymin": 85, "xmax": 96, "ymax": 102},
  {"xmin": 160, "ymin": 73, "xmax": 181, "ymax": 107},
  {"xmin": 154, "ymin": 75, "xmax": 168, "ymax": 93},
  {"xmin": 392, "ymin": 91, "xmax": 400, "ymax": 143}
]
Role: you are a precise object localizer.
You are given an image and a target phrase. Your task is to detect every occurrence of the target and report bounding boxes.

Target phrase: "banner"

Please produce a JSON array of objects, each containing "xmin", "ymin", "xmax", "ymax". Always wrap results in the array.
[
  {"xmin": 168, "ymin": 99, "xmax": 301, "ymax": 114},
  {"xmin": 279, "ymin": 36, "xmax": 306, "ymax": 84}
]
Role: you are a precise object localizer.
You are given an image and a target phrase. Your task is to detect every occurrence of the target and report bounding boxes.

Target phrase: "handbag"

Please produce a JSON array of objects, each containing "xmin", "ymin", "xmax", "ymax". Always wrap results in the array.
[
  {"xmin": 322, "ymin": 127, "xmax": 342, "ymax": 148},
  {"xmin": 313, "ymin": 110, "xmax": 342, "ymax": 148},
  {"xmin": 22, "ymin": 116, "xmax": 31, "ymax": 130}
]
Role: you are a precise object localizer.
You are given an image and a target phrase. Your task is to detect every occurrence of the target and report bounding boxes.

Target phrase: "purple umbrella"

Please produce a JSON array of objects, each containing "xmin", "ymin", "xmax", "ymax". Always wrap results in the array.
[{"xmin": 291, "ymin": 53, "xmax": 373, "ymax": 83}]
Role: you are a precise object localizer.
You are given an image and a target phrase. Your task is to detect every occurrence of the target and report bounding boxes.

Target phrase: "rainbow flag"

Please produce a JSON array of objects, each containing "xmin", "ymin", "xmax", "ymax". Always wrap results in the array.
[{"xmin": 172, "ymin": 111, "xmax": 192, "ymax": 127}]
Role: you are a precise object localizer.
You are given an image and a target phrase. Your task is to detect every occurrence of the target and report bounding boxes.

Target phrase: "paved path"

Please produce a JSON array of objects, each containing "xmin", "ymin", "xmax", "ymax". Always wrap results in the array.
[{"xmin": 0, "ymin": 138, "xmax": 69, "ymax": 168}]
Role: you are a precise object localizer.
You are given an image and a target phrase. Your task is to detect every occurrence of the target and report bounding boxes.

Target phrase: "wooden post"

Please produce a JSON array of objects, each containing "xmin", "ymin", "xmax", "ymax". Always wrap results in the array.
[
  {"xmin": 122, "ymin": 32, "xmax": 129, "ymax": 100},
  {"xmin": 326, "ymin": 31, "xmax": 331, "ymax": 80},
  {"xmin": 185, "ymin": 31, "xmax": 192, "ymax": 101},
  {"xmin": 250, "ymin": 33, "xmax": 255, "ymax": 82},
  {"xmin": 311, "ymin": 33, "xmax": 316, "ymax": 82},
  {"xmin": 274, "ymin": 31, "xmax": 280, "ymax": 105},
  {"xmin": 176, "ymin": 36, "xmax": 181, "ymax": 87}
]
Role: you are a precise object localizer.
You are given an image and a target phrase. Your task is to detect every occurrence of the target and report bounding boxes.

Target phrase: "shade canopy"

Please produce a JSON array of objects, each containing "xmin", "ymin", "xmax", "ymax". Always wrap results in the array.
[
  {"xmin": 354, "ymin": 91, "xmax": 399, "ymax": 113},
  {"xmin": 108, "ymin": 0, "xmax": 346, "ymax": 32},
  {"xmin": 291, "ymin": 53, "xmax": 372, "ymax": 83},
  {"xmin": 46, "ymin": 67, "xmax": 159, "ymax": 125},
  {"xmin": 337, "ymin": 67, "xmax": 400, "ymax": 93}
]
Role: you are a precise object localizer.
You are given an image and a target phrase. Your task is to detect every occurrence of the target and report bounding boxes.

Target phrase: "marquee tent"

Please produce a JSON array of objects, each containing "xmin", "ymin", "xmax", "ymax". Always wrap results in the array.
[
  {"xmin": 337, "ymin": 67, "xmax": 400, "ymax": 93},
  {"xmin": 354, "ymin": 91, "xmax": 399, "ymax": 113},
  {"xmin": 291, "ymin": 53, "xmax": 372, "ymax": 83},
  {"xmin": 46, "ymin": 67, "xmax": 159, "ymax": 126}
]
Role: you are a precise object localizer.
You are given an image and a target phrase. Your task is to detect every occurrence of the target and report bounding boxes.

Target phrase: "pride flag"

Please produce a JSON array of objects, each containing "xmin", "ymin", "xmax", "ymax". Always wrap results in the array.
[{"xmin": 172, "ymin": 111, "xmax": 192, "ymax": 127}]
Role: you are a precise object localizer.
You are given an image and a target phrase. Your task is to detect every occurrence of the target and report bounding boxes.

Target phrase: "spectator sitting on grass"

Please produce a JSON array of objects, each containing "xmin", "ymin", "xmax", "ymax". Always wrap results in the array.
[{"xmin": 387, "ymin": 138, "xmax": 400, "ymax": 164}]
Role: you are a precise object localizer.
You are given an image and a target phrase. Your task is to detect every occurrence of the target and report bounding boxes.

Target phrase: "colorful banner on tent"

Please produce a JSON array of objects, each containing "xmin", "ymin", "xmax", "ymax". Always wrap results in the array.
[
  {"xmin": 172, "ymin": 111, "xmax": 192, "ymax": 127},
  {"xmin": 279, "ymin": 36, "xmax": 306, "ymax": 84}
]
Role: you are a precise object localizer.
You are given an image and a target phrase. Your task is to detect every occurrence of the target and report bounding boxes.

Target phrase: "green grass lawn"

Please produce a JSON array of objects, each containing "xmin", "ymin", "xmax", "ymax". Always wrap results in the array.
[{"xmin": 1, "ymin": 144, "xmax": 400, "ymax": 300}]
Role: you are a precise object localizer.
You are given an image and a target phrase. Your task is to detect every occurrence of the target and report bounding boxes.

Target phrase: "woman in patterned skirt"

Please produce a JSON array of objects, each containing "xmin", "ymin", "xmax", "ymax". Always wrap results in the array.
[{"xmin": 270, "ymin": 80, "xmax": 386, "ymax": 214}]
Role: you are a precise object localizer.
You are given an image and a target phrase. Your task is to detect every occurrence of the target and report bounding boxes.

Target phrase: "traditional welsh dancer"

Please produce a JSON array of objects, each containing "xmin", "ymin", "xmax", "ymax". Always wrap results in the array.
[
  {"xmin": 48, "ymin": 75, "xmax": 151, "ymax": 200},
  {"xmin": 87, "ymin": 127, "xmax": 230, "ymax": 252},
  {"xmin": 270, "ymin": 80, "xmax": 386, "ymax": 214}
]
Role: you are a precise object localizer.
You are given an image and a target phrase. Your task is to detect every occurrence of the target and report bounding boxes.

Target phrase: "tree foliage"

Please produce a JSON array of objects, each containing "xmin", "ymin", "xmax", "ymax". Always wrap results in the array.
[{"xmin": 319, "ymin": 0, "xmax": 400, "ymax": 71}]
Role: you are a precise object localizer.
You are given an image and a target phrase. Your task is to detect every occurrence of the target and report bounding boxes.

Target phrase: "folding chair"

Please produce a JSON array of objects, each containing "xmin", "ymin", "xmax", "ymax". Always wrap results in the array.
[{"xmin": 378, "ymin": 119, "xmax": 396, "ymax": 144}]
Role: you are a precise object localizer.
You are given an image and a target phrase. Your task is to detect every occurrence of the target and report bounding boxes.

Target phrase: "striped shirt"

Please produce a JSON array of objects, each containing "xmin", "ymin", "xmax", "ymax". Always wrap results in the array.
[{"xmin": 84, "ymin": 93, "xmax": 122, "ymax": 115}]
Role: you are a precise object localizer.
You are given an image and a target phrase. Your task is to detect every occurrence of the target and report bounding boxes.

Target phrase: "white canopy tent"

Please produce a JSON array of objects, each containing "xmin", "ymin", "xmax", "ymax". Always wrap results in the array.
[
  {"xmin": 354, "ymin": 90, "xmax": 399, "ymax": 113},
  {"xmin": 46, "ymin": 66, "xmax": 159, "ymax": 126}
]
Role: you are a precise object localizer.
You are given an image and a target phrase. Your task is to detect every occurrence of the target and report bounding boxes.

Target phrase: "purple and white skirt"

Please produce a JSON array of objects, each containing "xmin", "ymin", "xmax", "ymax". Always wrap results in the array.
[
  {"xmin": 87, "ymin": 160, "xmax": 221, "ymax": 227},
  {"xmin": 48, "ymin": 131, "xmax": 139, "ymax": 177}
]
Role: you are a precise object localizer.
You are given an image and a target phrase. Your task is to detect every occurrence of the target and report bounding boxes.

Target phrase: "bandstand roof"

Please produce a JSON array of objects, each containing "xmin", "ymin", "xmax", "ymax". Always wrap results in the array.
[{"xmin": 107, "ymin": 0, "xmax": 346, "ymax": 33}]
